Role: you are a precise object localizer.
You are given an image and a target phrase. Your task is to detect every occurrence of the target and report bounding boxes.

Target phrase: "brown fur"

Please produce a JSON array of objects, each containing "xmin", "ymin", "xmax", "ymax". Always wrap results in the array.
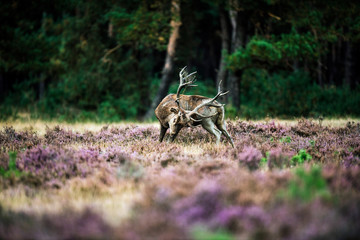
[
  {"xmin": 155, "ymin": 94, "xmax": 223, "ymax": 127},
  {"xmin": 154, "ymin": 93, "xmax": 233, "ymax": 147}
]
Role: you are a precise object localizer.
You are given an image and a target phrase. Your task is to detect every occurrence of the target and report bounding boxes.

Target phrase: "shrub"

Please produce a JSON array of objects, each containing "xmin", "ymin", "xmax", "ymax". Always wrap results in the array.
[
  {"xmin": 191, "ymin": 226, "xmax": 235, "ymax": 240},
  {"xmin": 266, "ymin": 148, "xmax": 293, "ymax": 169},
  {"xmin": 0, "ymin": 152, "xmax": 23, "ymax": 178},
  {"xmin": 343, "ymin": 153, "xmax": 360, "ymax": 168},
  {"xmin": 280, "ymin": 136, "xmax": 291, "ymax": 143},
  {"xmin": 291, "ymin": 149, "xmax": 312, "ymax": 166},
  {"xmin": 0, "ymin": 126, "xmax": 40, "ymax": 152},
  {"xmin": 238, "ymin": 146, "xmax": 263, "ymax": 171},
  {"xmin": 283, "ymin": 166, "xmax": 331, "ymax": 202},
  {"xmin": 0, "ymin": 207, "xmax": 112, "ymax": 239},
  {"xmin": 236, "ymin": 69, "xmax": 360, "ymax": 119}
]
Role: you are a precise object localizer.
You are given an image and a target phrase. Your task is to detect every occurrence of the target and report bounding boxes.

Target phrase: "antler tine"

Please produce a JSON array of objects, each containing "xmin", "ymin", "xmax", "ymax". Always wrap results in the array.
[
  {"xmin": 186, "ymin": 80, "xmax": 228, "ymax": 120},
  {"xmin": 217, "ymin": 80, "xmax": 229, "ymax": 97},
  {"xmin": 176, "ymin": 67, "xmax": 197, "ymax": 96},
  {"xmin": 182, "ymin": 71, "xmax": 197, "ymax": 91},
  {"xmin": 176, "ymin": 67, "xmax": 198, "ymax": 110},
  {"xmin": 179, "ymin": 66, "xmax": 187, "ymax": 84}
]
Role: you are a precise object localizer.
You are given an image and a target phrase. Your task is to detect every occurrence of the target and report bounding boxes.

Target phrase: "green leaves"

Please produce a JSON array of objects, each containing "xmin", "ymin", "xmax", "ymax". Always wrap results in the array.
[
  {"xmin": 277, "ymin": 30, "xmax": 318, "ymax": 59},
  {"xmin": 227, "ymin": 38, "xmax": 282, "ymax": 71},
  {"xmin": 280, "ymin": 136, "xmax": 292, "ymax": 143},
  {"xmin": 107, "ymin": 4, "xmax": 170, "ymax": 51},
  {"xmin": 191, "ymin": 226, "xmax": 235, "ymax": 240},
  {"xmin": 227, "ymin": 30, "xmax": 318, "ymax": 72},
  {"xmin": 0, "ymin": 152, "xmax": 23, "ymax": 178},
  {"xmin": 291, "ymin": 149, "xmax": 312, "ymax": 166},
  {"xmin": 283, "ymin": 166, "xmax": 330, "ymax": 202}
]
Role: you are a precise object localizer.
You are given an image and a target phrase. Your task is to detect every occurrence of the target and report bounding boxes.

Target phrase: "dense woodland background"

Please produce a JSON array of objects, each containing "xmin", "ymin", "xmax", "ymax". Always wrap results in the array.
[{"xmin": 1, "ymin": 0, "xmax": 360, "ymax": 121}]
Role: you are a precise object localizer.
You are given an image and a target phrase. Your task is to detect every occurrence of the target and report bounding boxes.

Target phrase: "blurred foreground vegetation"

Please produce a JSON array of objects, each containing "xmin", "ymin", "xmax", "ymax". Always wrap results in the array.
[
  {"xmin": 1, "ymin": 0, "xmax": 360, "ymax": 121},
  {"xmin": 1, "ymin": 120, "xmax": 359, "ymax": 239}
]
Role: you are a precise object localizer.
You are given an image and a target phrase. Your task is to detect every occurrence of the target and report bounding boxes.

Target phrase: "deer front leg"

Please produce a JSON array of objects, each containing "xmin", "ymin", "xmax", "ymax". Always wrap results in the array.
[
  {"xmin": 159, "ymin": 125, "xmax": 168, "ymax": 142},
  {"xmin": 168, "ymin": 129, "xmax": 181, "ymax": 143},
  {"xmin": 202, "ymin": 119, "xmax": 222, "ymax": 144}
]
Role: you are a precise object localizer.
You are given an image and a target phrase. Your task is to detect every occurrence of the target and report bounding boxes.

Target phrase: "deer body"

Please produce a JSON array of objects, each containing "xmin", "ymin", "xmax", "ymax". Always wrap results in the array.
[
  {"xmin": 154, "ymin": 67, "xmax": 234, "ymax": 147},
  {"xmin": 156, "ymin": 94, "xmax": 219, "ymax": 126}
]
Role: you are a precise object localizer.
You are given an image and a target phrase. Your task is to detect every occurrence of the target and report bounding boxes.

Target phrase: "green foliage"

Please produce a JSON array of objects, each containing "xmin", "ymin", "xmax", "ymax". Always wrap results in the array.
[
  {"xmin": 1, "ymin": 0, "xmax": 360, "ymax": 121},
  {"xmin": 260, "ymin": 154, "xmax": 268, "ymax": 168},
  {"xmin": 227, "ymin": 38, "xmax": 282, "ymax": 71},
  {"xmin": 291, "ymin": 149, "xmax": 312, "ymax": 166},
  {"xmin": 191, "ymin": 226, "xmax": 235, "ymax": 240},
  {"xmin": 238, "ymin": 69, "xmax": 360, "ymax": 119},
  {"xmin": 98, "ymin": 95, "xmax": 137, "ymax": 121},
  {"xmin": 280, "ymin": 136, "xmax": 291, "ymax": 143},
  {"xmin": 0, "ymin": 0, "xmax": 171, "ymax": 121},
  {"xmin": 0, "ymin": 152, "xmax": 23, "ymax": 178},
  {"xmin": 240, "ymin": 69, "xmax": 312, "ymax": 118},
  {"xmin": 107, "ymin": 3, "xmax": 170, "ymax": 51},
  {"xmin": 276, "ymin": 30, "xmax": 319, "ymax": 60},
  {"xmin": 227, "ymin": 31, "xmax": 318, "ymax": 72},
  {"xmin": 224, "ymin": 105, "xmax": 238, "ymax": 119},
  {"xmin": 283, "ymin": 166, "xmax": 331, "ymax": 202},
  {"xmin": 169, "ymin": 79, "xmax": 217, "ymax": 99},
  {"xmin": 311, "ymin": 85, "xmax": 360, "ymax": 117}
]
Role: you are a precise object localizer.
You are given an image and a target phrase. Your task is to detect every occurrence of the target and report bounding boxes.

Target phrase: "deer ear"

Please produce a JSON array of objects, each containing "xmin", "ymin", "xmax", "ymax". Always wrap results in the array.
[{"xmin": 170, "ymin": 107, "xmax": 178, "ymax": 113}]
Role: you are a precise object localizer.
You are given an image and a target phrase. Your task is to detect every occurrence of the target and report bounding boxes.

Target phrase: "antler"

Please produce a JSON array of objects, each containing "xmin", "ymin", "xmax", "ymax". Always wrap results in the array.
[
  {"xmin": 187, "ymin": 80, "xmax": 229, "ymax": 122},
  {"xmin": 175, "ymin": 66, "xmax": 197, "ymax": 109}
]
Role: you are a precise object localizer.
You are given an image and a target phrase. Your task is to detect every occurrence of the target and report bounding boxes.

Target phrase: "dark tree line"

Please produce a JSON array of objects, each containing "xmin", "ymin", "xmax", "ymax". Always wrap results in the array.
[{"xmin": 1, "ymin": 0, "xmax": 360, "ymax": 121}]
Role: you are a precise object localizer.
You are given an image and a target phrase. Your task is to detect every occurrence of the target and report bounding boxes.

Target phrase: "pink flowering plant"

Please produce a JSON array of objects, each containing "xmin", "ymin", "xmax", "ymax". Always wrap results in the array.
[{"xmin": 0, "ymin": 119, "xmax": 360, "ymax": 239}]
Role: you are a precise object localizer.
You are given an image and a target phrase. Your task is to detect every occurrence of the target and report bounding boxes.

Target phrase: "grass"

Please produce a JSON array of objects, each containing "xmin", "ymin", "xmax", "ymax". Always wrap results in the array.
[
  {"xmin": 0, "ymin": 179, "xmax": 140, "ymax": 226},
  {"xmin": 1, "ymin": 117, "xmax": 357, "ymax": 135}
]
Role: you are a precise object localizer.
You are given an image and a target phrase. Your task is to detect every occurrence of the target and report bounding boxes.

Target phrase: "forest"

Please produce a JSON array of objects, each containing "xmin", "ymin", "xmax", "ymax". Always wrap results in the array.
[{"xmin": 1, "ymin": 0, "xmax": 360, "ymax": 121}]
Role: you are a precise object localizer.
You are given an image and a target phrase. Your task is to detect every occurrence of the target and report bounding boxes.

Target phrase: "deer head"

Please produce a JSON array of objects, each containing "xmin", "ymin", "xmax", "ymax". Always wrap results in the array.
[{"xmin": 168, "ymin": 66, "xmax": 229, "ymax": 135}]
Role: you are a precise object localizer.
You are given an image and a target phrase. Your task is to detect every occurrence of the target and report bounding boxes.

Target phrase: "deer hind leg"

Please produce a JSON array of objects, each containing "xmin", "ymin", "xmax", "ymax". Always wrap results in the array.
[
  {"xmin": 216, "ymin": 116, "xmax": 235, "ymax": 148},
  {"xmin": 159, "ymin": 125, "xmax": 168, "ymax": 142},
  {"xmin": 202, "ymin": 119, "xmax": 222, "ymax": 144},
  {"xmin": 219, "ymin": 126, "xmax": 234, "ymax": 148}
]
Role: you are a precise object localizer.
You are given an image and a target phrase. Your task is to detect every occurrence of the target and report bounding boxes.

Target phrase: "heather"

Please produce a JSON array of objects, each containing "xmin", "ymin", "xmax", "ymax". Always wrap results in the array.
[{"xmin": 0, "ymin": 119, "xmax": 359, "ymax": 239}]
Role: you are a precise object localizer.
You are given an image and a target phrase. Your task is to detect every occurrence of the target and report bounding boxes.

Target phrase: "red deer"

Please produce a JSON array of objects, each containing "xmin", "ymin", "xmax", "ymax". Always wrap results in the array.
[{"xmin": 155, "ymin": 67, "xmax": 234, "ymax": 147}]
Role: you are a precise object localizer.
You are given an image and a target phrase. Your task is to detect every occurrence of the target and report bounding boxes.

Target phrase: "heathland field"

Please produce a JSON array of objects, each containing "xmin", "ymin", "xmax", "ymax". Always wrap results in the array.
[{"xmin": 1, "ymin": 119, "xmax": 359, "ymax": 239}]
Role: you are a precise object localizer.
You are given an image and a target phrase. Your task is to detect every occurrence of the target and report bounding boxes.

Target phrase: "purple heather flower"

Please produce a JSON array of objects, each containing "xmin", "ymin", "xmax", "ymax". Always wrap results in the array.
[{"xmin": 239, "ymin": 146, "xmax": 263, "ymax": 171}]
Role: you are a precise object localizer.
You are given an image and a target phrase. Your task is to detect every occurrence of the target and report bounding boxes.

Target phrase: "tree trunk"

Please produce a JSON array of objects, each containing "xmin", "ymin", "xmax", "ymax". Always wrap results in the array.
[
  {"xmin": 38, "ymin": 74, "xmax": 45, "ymax": 100},
  {"xmin": 317, "ymin": 57, "xmax": 322, "ymax": 86},
  {"xmin": 344, "ymin": 41, "xmax": 353, "ymax": 87},
  {"xmin": 0, "ymin": 73, "xmax": 3, "ymax": 100},
  {"xmin": 228, "ymin": 9, "xmax": 245, "ymax": 108},
  {"xmin": 292, "ymin": 29, "xmax": 299, "ymax": 72},
  {"xmin": 216, "ymin": 8, "xmax": 230, "ymax": 91},
  {"xmin": 293, "ymin": 59, "xmax": 299, "ymax": 71},
  {"xmin": 143, "ymin": 0, "xmax": 181, "ymax": 119},
  {"xmin": 328, "ymin": 42, "xmax": 336, "ymax": 85},
  {"xmin": 108, "ymin": 22, "xmax": 113, "ymax": 38}
]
